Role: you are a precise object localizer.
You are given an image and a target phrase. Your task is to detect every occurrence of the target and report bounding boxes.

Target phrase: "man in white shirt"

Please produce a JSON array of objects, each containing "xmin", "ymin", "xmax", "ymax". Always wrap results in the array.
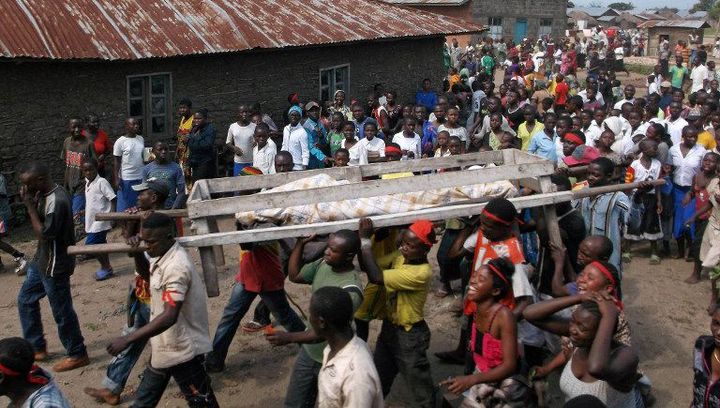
[
  {"xmin": 113, "ymin": 118, "xmax": 145, "ymax": 211},
  {"xmin": 690, "ymin": 59, "xmax": 709, "ymax": 94},
  {"xmin": 392, "ymin": 118, "xmax": 422, "ymax": 159},
  {"xmin": 613, "ymin": 84, "xmax": 636, "ymax": 110},
  {"xmin": 665, "ymin": 101, "xmax": 690, "ymax": 145},
  {"xmin": 282, "ymin": 106, "xmax": 310, "ymax": 171},
  {"xmin": 226, "ymin": 104, "xmax": 257, "ymax": 176},
  {"xmin": 312, "ymin": 286, "xmax": 383, "ymax": 408}
]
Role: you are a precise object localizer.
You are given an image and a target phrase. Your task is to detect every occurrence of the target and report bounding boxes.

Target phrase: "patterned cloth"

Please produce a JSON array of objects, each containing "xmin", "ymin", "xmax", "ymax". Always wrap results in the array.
[
  {"xmin": 235, "ymin": 174, "xmax": 517, "ymax": 226},
  {"xmin": 20, "ymin": 367, "xmax": 71, "ymax": 408}
]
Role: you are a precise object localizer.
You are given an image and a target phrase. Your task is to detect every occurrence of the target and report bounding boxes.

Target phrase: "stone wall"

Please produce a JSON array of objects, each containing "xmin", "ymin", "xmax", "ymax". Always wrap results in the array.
[
  {"xmin": 472, "ymin": 0, "xmax": 567, "ymax": 41},
  {"xmin": 0, "ymin": 37, "xmax": 445, "ymax": 200}
]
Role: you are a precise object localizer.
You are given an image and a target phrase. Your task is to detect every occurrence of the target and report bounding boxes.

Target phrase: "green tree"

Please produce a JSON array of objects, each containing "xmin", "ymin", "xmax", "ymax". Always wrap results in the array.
[
  {"xmin": 710, "ymin": 1, "xmax": 720, "ymax": 20},
  {"xmin": 690, "ymin": 0, "xmax": 715, "ymax": 13},
  {"xmin": 608, "ymin": 2, "xmax": 635, "ymax": 10}
]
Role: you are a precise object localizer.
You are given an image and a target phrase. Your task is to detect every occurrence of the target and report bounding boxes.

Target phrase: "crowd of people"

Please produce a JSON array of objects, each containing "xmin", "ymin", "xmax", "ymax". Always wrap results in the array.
[{"xmin": 1, "ymin": 27, "xmax": 720, "ymax": 408}]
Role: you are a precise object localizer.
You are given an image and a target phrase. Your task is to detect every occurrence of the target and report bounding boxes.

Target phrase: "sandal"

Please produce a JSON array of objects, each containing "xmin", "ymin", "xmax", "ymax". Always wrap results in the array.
[
  {"xmin": 649, "ymin": 255, "xmax": 661, "ymax": 265},
  {"xmin": 622, "ymin": 252, "xmax": 632, "ymax": 263},
  {"xmin": 241, "ymin": 321, "xmax": 269, "ymax": 333},
  {"xmin": 95, "ymin": 268, "xmax": 114, "ymax": 281}
]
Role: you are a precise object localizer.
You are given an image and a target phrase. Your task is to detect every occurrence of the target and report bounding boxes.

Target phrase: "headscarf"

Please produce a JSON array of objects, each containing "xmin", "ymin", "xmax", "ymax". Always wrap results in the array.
[{"xmin": 288, "ymin": 105, "xmax": 303, "ymax": 116}]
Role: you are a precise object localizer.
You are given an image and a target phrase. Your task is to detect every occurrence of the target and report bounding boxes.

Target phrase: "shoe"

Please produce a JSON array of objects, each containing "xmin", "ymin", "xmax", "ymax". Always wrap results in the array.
[
  {"xmin": 52, "ymin": 354, "xmax": 90, "ymax": 372},
  {"xmin": 83, "ymin": 387, "xmax": 121, "ymax": 405},
  {"xmin": 95, "ymin": 268, "xmax": 114, "ymax": 281},
  {"xmin": 34, "ymin": 349, "xmax": 49, "ymax": 362},
  {"xmin": 14, "ymin": 256, "xmax": 28, "ymax": 276},
  {"xmin": 241, "ymin": 321, "xmax": 269, "ymax": 333}
]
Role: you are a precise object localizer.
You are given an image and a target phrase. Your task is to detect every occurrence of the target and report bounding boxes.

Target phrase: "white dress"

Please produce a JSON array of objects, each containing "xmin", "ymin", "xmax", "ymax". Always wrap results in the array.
[{"xmin": 559, "ymin": 352, "xmax": 640, "ymax": 408}]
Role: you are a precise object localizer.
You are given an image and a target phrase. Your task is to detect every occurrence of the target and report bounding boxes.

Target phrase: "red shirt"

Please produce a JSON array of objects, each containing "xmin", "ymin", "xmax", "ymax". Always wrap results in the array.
[
  {"xmin": 82, "ymin": 129, "xmax": 112, "ymax": 158},
  {"xmin": 554, "ymin": 82, "xmax": 569, "ymax": 106},
  {"xmin": 235, "ymin": 244, "xmax": 285, "ymax": 292}
]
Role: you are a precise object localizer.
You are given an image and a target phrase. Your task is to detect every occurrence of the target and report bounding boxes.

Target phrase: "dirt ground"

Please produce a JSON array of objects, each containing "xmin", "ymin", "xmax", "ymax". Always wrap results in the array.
[{"xmin": 0, "ymin": 66, "xmax": 709, "ymax": 407}]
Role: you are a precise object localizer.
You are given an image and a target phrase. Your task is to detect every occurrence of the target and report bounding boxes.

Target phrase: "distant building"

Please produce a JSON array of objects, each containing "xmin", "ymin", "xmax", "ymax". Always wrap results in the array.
[
  {"xmin": 639, "ymin": 20, "xmax": 711, "ymax": 56},
  {"xmin": 382, "ymin": 0, "xmax": 567, "ymax": 44}
]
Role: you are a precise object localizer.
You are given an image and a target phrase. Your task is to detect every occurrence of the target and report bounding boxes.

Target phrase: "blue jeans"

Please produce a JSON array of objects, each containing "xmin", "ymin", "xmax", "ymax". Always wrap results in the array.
[
  {"xmin": 207, "ymin": 283, "xmax": 305, "ymax": 367},
  {"xmin": 131, "ymin": 355, "xmax": 218, "ymax": 408},
  {"xmin": 103, "ymin": 301, "xmax": 151, "ymax": 395},
  {"xmin": 284, "ymin": 347, "xmax": 321, "ymax": 408},
  {"xmin": 17, "ymin": 263, "xmax": 86, "ymax": 356},
  {"xmin": 117, "ymin": 179, "xmax": 142, "ymax": 212}
]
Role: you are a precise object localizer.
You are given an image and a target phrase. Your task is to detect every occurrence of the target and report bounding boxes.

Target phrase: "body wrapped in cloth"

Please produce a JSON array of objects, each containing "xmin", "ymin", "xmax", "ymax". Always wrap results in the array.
[{"xmin": 235, "ymin": 173, "xmax": 518, "ymax": 226}]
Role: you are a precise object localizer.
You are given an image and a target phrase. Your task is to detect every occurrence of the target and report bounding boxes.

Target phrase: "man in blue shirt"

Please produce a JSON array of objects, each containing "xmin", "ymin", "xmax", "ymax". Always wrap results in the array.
[
  {"xmin": 415, "ymin": 78, "xmax": 438, "ymax": 111},
  {"xmin": 528, "ymin": 112, "xmax": 559, "ymax": 163},
  {"xmin": 352, "ymin": 104, "xmax": 379, "ymax": 140},
  {"xmin": 302, "ymin": 102, "xmax": 331, "ymax": 169},
  {"xmin": 142, "ymin": 141, "xmax": 186, "ymax": 209}
]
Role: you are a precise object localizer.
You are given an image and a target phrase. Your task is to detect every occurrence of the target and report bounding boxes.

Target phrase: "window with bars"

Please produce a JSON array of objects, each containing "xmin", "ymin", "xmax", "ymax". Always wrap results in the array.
[
  {"xmin": 319, "ymin": 64, "xmax": 349, "ymax": 102},
  {"xmin": 539, "ymin": 18, "xmax": 553, "ymax": 38},
  {"xmin": 127, "ymin": 73, "xmax": 172, "ymax": 138},
  {"xmin": 488, "ymin": 17, "xmax": 503, "ymax": 40}
]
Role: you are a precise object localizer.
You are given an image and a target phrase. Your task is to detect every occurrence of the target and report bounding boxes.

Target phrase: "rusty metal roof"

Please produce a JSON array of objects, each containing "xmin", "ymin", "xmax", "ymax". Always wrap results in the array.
[
  {"xmin": 379, "ymin": 0, "xmax": 470, "ymax": 5},
  {"xmin": 637, "ymin": 19, "xmax": 710, "ymax": 29},
  {"xmin": 0, "ymin": 0, "xmax": 484, "ymax": 61}
]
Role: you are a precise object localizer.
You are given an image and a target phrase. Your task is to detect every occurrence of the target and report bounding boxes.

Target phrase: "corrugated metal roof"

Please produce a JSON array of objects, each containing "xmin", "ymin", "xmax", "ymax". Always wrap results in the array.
[
  {"xmin": 0, "ymin": 0, "xmax": 484, "ymax": 61},
  {"xmin": 638, "ymin": 19, "xmax": 710, "ymax": 29},
  {"xmin": 379, "ymin": 0, "xmax": 469, "ymax": 5}
]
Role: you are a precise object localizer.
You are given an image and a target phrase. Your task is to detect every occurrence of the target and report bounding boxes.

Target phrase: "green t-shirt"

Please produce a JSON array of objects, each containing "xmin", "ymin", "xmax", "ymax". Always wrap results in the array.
[
  {"xmin": 299, "ymin": 259, "xmax": 364, "ymax": 362},
  {"xmin": 328, "ymin": 131, "xmax": 344, "ymax": 156},
  {"xmin": 481, "ymin": 55, "xmax": 495, "ymax": 75},
  {"xmin": 669, "ymin": 65, "xmax": 688, "ymax": 89}
]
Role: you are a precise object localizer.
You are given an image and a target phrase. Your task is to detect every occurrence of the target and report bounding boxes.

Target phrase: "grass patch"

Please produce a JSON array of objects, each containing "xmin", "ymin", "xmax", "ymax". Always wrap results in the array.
[{"xmin": 626, "ymin": 64, "xmax": 654, "ymax": 76}]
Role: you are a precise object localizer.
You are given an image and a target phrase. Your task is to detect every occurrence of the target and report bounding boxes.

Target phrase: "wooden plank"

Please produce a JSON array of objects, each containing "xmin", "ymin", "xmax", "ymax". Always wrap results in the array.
[
  {"xmin": 187, "ymin": 161, "xmax": 556, "ymax": 219},
  {"xmin": 95, "ymin": 209, "xmax": 188, "ymax": 221},
  {"xmin": 194, "ymin": 180, "xmax": 220, "ymax": 298},
  {"xmin": 538, "ymin": 176, "xmax": 563, "ymax": 250},
  {"xmin": 68, "ymin": 243, "xmax": 146, "ymax": 256},
  {"xmin": 198, "ymin": 150, "xmax": 505, "ymax": 195},
  {"xmin": 178, "ymin": 191, "xmax": 575, "ymax": 247}
]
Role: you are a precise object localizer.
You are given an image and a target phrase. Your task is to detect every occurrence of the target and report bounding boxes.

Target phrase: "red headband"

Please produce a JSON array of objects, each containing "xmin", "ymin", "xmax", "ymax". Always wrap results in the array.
[
  {"xmin": 590, "ymin": 261, "xmax": 624, "ymax": 310},
  {"xmin": 487, "ymin": 263, "xmax": 516, "ymax": 309},
  {"xmin": 385, "ymin": 145, "xmax": 402, "ymax": 155},
  {"xmin": 0, "ymin": 363, "xmax": 49, "ymax": 385},
  {"xmin": 565, "ymin": 133, "xmax": 585, "ymax": 146},
  {"xmin": 482, "ymin": 209, "xmax": 512, "ymax": 226},
  {"xmin": 409, "ymin": 220, "xmax": 436, "ymax": 247},
  {"xmin": 0, "ymin": 363, "xmax": 19, "ymax": 376}
]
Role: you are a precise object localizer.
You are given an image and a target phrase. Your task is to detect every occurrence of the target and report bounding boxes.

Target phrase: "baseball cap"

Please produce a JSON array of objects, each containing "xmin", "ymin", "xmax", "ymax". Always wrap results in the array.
[
  {"xmin": 305, "ymin": 101, "xmax": 320, "ymax": 111},
  {"xmin": 132, "ymin": 177, "xmax": 170, "ymax": 196},
  {"xmin": 563, "ymin": 145, "xmax": 600, "ymax": 167}
]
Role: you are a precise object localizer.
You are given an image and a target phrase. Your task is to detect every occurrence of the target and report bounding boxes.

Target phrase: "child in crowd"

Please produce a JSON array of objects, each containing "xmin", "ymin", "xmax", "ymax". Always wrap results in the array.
[
  {"xmin": 441, "ymin": 258, "xmax": 524, "ymax": 406},
  {"xmin": 392, "ymin": 118, "xmax": 422, "ymax": 159},
  {"xmin": 113, "ymin": 118, "xmax": 145, "ymax": 211},
  {"xmin": 358, "ymin": 218, "xmax": 437, "ymax": 406},
  {"xmin": 333, "ymin": 148, "xmax": 350, "ymax": 167},
  {"xmin": 357, "ymin": 122, "xmax": 385, "ymax": 165},
  {"xmin": 435, "ymin": 130, "xmax": 451, "ymax": 157},
  {"xmin": 529, "ymin": 112, "xmax": 559, "ymax": 163},
  {"xmin": 252, "ymin": 123, "xmax": 277, "ymax": 175},
  {"xmin": 226, "ymin": 104, "xmax": 257, "ymax": 176},
  {"xmin": 623, "ymin": 140, "xmax": 663, "ymax": 265},
  {"xmin": 82, "ymin": 159, "xmax": 116, "ymax": 281},
  {"xmin": 266, "ymin": 230, "xmax": 364, "ymax": 408},
  {"xmin": 328, "ymin": 112, "xmax": 345, "ymax": 156},
  {"xmin": 0, "ymin": 172, "xmax": 27, "ymax": 275},
  {"xmin": 685, "ymin": 152, "xmax": 720, "ymax": 284},
  {"xmin": 438, "ymin": 107, "xmax": 469, "ymax": 146},
  {"xmin": 61, "ymin": 117, "xmax": 96, "ymax": 236},
  {"xmin": 553, "ymin": 74, "xmax": 569, "ymax": 112},
  {"xmin": 340, "ymin": 122, "xmax": 360, "ymax": 166},
  {"xmin": 205, "ymin": 220, "xmax": 306, "ymax": 373},
  {"xmin": 142, "ymin": 141, "xmax": 186, "ymax": 209}
]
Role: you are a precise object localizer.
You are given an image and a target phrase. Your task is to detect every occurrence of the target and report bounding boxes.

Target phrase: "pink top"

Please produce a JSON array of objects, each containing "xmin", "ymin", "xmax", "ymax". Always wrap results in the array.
[{"xmin": 470, "ymin": 307, "xmax": 505, "ymax": 372}]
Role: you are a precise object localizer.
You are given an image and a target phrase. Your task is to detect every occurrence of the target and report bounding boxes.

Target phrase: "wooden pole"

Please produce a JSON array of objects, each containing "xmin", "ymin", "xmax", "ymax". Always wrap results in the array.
[{"xmin": 95, "ymin": 209, "xmax": 188, "ymax": 221}]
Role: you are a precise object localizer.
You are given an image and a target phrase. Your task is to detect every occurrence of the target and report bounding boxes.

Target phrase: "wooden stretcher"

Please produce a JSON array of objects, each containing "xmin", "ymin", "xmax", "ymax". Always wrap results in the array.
[{"xmin": 68, "ymin": 150, "xmax": 662, "ymax": 297}]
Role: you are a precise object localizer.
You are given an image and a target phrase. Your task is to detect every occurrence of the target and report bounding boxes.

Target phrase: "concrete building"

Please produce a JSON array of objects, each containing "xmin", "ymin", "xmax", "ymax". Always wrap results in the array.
[
  {"xmin": 0, "ymin": 0, "xmax": 481, "ymax": 204},
  {"xmin": 382, "ymin": 0, "xmax": 567, "ymax": 44}
]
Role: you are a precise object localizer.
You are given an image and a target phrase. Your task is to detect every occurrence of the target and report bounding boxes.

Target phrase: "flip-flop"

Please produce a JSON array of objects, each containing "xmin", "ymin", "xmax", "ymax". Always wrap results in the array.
[
  {"xmin": 241, "ymin": 321, "xmax": 269, "ymax": 333},
  {"xmin": 95, "ymin": 269, "xmax": 114, "ymax": 281}
]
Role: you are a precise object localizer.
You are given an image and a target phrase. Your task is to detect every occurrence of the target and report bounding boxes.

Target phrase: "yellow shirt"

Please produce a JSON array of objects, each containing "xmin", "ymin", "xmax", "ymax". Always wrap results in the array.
[
  {"xmin": 178, "ymin": 115, "xmax": 193, "ymax": 135},
  {"xmin": 518, "ymin": 121, "xmax": 545, "ymax": 150},
  {"xmin": 355, "ymin": 233, "xmax": 399, "ymax": 322},
  {"xmin": 698, "ymin": 130, "xmax": 717, "ymax": 150},
  {"xmin": 382, "ymin": 256, "xmax": 432, "ymax": 331}
]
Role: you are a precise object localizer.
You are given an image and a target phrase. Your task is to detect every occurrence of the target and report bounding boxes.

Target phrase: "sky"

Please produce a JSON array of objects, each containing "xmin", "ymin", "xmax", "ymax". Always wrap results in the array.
[{"xmin": 574, "ymin": 0, "xmax": 693, "ymax": 11}]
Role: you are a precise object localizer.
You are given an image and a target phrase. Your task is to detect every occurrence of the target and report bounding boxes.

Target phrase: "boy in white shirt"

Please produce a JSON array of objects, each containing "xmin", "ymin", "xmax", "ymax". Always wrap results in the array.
[
  {"xmin": 226, "ymin": 104, "xmax": 257, "ymax": 176},
  {"xmin": 391, "ymin": 118, "xmax": 422, "ymax": 159},
  {"xmin": 113, "ymin": 118, "xmax": 145, "ymax": 211},
  {"xmin": 82, "ymin": 159, "xmax": 116, "ymax": 281},
  {"xmin": 252, "ymin": 123, "xmax": 277, "ymax": 175},
  {"xmin": 357, "ymin": 122, "xmax": 385, "ymax": 165}
]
